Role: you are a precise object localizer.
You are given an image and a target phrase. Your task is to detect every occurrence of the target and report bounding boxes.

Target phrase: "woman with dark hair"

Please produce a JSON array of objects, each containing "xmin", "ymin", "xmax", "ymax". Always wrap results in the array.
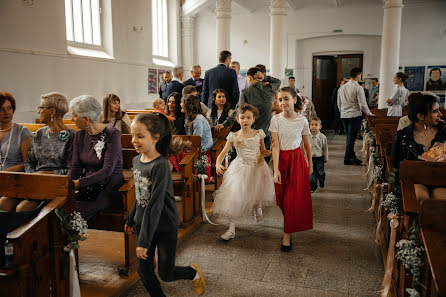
[
  {"xmin": 390, "ymin": 92, "xmax": 446, "ymax": 200},
  {"xmin": 206, "ymin": 89, "xmax": 233, "ymax": 127},
  {"xmin": 101, "ymin": 94, "xmax": 131, "ymax": 134},
  {"xmin": 386, "ymin": 72, "xmax": 409, "ymax": 116},
  {"xmin": 166, "ymin": 92, "xmax": 186, "ymax": 135}
]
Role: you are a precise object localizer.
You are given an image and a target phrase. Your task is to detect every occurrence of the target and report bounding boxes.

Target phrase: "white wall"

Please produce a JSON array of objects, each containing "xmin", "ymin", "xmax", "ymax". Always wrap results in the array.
[
  {"xmin": 0, "ymin": 0, "xmax": 180, "ymax": 122},
  {"xmin": 194, "ymin": 2, "xmax": 446, "ymax": 96}
]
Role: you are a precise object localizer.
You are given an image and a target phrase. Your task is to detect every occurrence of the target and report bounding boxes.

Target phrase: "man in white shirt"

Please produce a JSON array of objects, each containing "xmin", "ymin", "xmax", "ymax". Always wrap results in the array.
[
  {"xmin": 230, "ymin": 61, "xmax": 248, "ymax": 93},
  {"xmin": 337, "ymin": 67, "xmax": 375, "ymax": 165}
]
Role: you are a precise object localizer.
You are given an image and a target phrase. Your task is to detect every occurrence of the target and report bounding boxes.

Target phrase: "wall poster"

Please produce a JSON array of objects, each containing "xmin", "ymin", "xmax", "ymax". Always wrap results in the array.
[
  {"xmin": 148, "ymin": 68, "xmax": 158, "ymax": 94},
  {"xmin": 404, "ymin": 66, "xmax": 425, "ymax": 91},
  {"xmin": 425, "ymin": 65, "xmax": 446, "ymax": 91}
]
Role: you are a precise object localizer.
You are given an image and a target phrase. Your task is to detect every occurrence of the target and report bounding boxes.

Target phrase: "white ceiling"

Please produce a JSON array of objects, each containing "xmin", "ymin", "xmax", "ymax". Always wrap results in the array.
[{"xmin": 185, "ymin": 0, "xmax": 446, "ymax": 15}]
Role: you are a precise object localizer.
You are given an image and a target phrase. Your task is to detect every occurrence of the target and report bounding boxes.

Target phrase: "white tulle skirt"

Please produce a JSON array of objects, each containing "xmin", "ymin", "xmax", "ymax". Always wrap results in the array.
[{"xmin": 211, "ymin": 158, "xmax": 276, "ymax": 218}]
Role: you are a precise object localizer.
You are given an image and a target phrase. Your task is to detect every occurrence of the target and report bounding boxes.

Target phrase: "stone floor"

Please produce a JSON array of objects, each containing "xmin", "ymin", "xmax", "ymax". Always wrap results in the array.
[{"xmin": 120, "ymin": 133, "xmax": 383, "ymax": 297}]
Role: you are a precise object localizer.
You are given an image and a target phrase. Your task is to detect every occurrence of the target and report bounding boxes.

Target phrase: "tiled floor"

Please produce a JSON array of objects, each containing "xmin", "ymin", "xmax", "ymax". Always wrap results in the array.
[{"xmin": 121, "ymin": 133, "xmax": 383, "ymax": 297}]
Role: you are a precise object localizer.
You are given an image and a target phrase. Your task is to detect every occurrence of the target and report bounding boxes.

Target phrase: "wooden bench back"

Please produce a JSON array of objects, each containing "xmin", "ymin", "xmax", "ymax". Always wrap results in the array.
[
  {"xmin": 21, "ymin": 123, "xmax": 79, "ymax": 132},
  {"xmin": 0, "ymin": 172, "xmax": 72, "ymax": 200},
  {"xmin": 400, "ymin": 161, "xmax": 446, "ymax": 214}
]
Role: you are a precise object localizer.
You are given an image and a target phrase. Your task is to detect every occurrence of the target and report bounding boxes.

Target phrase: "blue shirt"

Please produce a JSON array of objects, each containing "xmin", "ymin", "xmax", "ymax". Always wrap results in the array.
[{"xmin": 186, "ymin": 114, "xmax": 213, "ymax": 151}]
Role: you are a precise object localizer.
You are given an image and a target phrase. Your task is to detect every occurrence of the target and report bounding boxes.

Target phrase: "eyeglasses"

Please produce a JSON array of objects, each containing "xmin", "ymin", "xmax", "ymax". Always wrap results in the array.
[
  {"xmin": 37, "ymin": 106, "xmax": 52, "ymax": 112},
  {"xmin": 0, "ymin": 106, "xmax": 13, "ymax": 113}
]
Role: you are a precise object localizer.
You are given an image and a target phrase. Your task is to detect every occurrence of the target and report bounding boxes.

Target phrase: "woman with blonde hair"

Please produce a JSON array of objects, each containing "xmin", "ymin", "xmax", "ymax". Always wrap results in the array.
[{"xmin": 101, "ymin": 94, "xmax": 131, "ymax": 134}]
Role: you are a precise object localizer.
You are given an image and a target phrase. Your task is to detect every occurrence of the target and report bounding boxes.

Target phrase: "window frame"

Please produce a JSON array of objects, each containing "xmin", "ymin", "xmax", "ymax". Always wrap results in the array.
[
  {"xmin": 152, "ymin": 0, "xmax": 169, "ymax": 60},
  {"xmin": 65, "ymin": 0, "xmax": 105, "ymax": 51}
]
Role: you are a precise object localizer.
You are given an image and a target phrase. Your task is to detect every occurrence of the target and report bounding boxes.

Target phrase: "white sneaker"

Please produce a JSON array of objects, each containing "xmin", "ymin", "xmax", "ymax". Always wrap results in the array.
[
  {"xmin": 220, "ymin": 230, "xmax": 235, "ymax": 241},
  {"xmin": 254, "ymin": 206, "xmax": 263, "ymax": 222}
]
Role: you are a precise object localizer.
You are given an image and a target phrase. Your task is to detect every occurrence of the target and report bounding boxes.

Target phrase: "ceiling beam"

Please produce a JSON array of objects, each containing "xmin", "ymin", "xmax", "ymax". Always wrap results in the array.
[
  {"xmin": 232, "ymin": 0, "xmax": 255, "ymax": 13},
  {"xmin": 182, "ymin": 0, "xmax": 213, "ymax": 16},
  {"xmin": 334, "ymin": 0, "xmax": 343, "ymax": 8}
]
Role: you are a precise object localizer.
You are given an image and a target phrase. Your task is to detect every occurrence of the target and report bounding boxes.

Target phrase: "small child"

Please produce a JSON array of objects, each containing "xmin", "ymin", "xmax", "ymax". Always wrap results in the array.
[
  {"xmin": 309, "ymin": 117, "xmax": 328, "ymax": 193},
  {"xmin": 125, "ymin": 113, "xmax": 205, "ymax": 296},
  {"xmin": 152, "ymin": 98, "xmax": 174, "ymax": 121},
  {"xmin": 212, "ymin": 104, "xmax": 275, "ymax": 241}
]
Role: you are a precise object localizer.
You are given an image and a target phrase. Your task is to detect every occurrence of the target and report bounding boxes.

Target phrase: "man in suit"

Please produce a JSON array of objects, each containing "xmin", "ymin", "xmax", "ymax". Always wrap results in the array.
[
  {"xmin": 158, "ymin": 71, "xmax": 171, "ymax": 102},
  {"xmin": 166, "ymin": 66, "xmax": 185, "ymax": 98},
  {"xmin": 202, "ymin": 50, "xmax": 240, "ymax": 109},
  {"xmin": 183, "ymin": 65, "xmax": 204, "ymax": 95}
]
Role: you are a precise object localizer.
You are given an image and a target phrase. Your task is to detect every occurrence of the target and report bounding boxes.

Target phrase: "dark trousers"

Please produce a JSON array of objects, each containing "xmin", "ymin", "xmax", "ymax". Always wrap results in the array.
[
  {"xmin": 310, "ymin": 156, "xmax": 325, "ymax": 191},
  {"xmin": 137, "ymin": 230, "xmax": 195, "ymax": 297},
  {"xmin": 333, "ymin": 106, "xmax": 344, "ymax": 134},
  {"xmin": 341, "ymin": 116, "xmax": 363, "ymax": 162},
  {"xmin": 264, "ymin": 134, "xmax": 271, "ymax": 164}
]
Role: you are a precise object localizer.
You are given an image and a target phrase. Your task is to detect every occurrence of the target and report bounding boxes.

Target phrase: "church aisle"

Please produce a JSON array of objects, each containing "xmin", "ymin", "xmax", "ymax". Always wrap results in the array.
[{"xmin": 121, "ymin": 133, "xmax": 383, "ymax": 297}]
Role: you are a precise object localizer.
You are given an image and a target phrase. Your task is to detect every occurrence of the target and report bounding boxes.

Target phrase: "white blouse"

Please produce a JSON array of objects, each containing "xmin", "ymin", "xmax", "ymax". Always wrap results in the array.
[{"xmin": 269, "ymin": 113, "xmax": 309, "ymax": 150}]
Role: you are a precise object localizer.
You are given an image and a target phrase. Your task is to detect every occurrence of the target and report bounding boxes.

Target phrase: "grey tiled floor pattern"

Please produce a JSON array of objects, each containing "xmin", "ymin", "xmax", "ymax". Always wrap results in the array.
[{"xmin": 121, "ymin": 133, "xmax": 383, "ymax": 297}]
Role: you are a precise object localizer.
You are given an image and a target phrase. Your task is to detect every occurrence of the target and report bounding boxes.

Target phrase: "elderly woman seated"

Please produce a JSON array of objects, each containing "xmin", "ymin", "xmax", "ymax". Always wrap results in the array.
[
  {"xmin": 391, "ymin": 92, "xmax": 446, "ymax": 200},
  {"xmin": 0, "ymin": 92, "xmax": 32, "ymax": 212},
  {"xmin": 11, "ymin": 92, "xmax": 76, "ymax": 212},
  {"xmin": 69, "ymin": 95, "xmax": 124, "ymax": 222}
]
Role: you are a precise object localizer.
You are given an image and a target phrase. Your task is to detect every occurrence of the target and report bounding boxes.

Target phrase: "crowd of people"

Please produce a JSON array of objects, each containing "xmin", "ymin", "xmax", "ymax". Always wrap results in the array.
[{"xmin": 1, "ymin": 49, "xmax": 445, "ymax": 296}]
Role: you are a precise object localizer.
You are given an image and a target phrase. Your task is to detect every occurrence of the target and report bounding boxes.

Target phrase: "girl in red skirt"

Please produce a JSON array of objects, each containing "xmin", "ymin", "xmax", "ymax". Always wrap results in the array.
[{"xmin": 269, "ymin": 86, "xmax": 313, "ymax": 252}]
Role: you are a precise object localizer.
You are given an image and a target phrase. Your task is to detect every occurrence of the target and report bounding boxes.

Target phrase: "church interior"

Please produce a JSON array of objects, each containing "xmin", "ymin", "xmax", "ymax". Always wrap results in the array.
[{"xmin": 1, "ymin": 0, "xmax": 445, "ymax": 296}]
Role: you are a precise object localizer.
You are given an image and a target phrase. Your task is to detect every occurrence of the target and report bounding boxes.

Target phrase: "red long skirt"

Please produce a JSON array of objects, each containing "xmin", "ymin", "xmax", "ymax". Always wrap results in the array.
[{"xmin": 275, "ymin": 147, "xmax": 313, "ymax": 233}]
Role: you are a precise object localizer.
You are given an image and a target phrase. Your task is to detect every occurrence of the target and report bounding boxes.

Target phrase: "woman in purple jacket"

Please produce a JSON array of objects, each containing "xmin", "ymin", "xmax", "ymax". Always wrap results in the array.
[{"xmin": 69, "ymin": 95, "xmax": 124, "ymax": 222}]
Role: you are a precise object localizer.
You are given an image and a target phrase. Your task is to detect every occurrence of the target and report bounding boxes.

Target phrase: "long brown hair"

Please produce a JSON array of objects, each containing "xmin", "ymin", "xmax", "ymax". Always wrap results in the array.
[{"xmin": 102, "ymin": 94, "xmax": 124, "ymax": 123}]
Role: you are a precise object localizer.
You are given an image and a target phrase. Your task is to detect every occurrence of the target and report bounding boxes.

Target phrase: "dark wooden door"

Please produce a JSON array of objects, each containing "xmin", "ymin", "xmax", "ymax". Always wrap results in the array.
[{"xmin": 312, "ymin": 56, "xmax": 337, "ymax": 128}]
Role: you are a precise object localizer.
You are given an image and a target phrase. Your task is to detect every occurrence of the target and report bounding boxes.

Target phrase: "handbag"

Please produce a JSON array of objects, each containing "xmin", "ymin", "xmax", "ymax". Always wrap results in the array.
[{"xmin": 75, "ymin": 178, "xmax": 110, "ymax": 201}]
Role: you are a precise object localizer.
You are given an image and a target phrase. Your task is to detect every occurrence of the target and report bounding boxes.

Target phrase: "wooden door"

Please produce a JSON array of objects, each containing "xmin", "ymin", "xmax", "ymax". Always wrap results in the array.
[{"xmin": 312, "ymin": 56, "xmax": 337, "ymax": 127}]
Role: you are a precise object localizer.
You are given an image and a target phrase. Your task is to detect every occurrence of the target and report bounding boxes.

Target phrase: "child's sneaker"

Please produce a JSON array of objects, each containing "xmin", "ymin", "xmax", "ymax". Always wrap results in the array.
[
  {"xmin": 191, "ymin": 263, "xmax": 206, "ymax": 295},
  {"xmin": 220, "ymin": 230, "xmax": 235, "ymax": 241},
  {"xmin": 311, "ymin": 189, "xmax": 318, "ymax": 193},
  {"xmin": 254, "ymin": 206, "xmax": 263, "ymax": 222}
]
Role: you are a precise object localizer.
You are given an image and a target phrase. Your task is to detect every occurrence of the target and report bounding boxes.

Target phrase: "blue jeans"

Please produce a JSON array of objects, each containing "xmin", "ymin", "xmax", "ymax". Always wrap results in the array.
[
  {"xmin": 341, "ymin": 116, "xmax": 362, "ymax": 162},
  {"xmin": 310, "ymin": 156, "xmax": 325, "ymax": 191}
]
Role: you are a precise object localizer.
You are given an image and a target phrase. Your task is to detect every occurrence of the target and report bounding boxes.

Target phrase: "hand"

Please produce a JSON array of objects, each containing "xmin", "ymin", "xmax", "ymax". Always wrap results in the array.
[
  {"xmin": 308, "ymin": 165, "xmax": 313, "ymax": 175},
  {"xmin": 215, "ymin": 124, "xmax": 224, "ymax": 132},
  {"xmin": 274, "ymin": 170, "xmax": 281, "ymax": 184},
  {"xmin": 386, "ymin": 99, "xmax": 391, "ymax": 104},
  {"xmin": 216, "ymin": 164, "xmax": 226, "ymax": 176},
  {"xmin": 73, "ymin": 179, "xmax": 80, "ymax": 189},
  {"xmin": 435, "ymin": 154, "xmax": 446, "ymax": 162},
  {"xmin": 136, "ymin": 247, "xmax": 149, "ymax": 260},
  {"xmin": 370, "ymin": 113, "xmax": 376, "ymax": 116},
  {"xmin": 262, "ymin": 150, "xmax": 271, "ymax": 157},
  {"xmin": 124, "ymin": 224, "xmax": 135, "ymax": 235}
]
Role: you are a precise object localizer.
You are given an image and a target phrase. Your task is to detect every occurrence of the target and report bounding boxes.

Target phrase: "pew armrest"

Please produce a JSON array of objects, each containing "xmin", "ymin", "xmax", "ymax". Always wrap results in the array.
[
  {"xmin": 212, "ymin": 139, "xmax": 226, "ymax": 153},
  {"xmin": 119, "ymin": 179, "xmax": 135, "ymax": 192},
  {"xmin": 7, "ymin": 197, "xmax": 67, "ymax": 240},
  {"xmin": 180, "ymin": 148, "xmax": 199, "ymax": 167}
]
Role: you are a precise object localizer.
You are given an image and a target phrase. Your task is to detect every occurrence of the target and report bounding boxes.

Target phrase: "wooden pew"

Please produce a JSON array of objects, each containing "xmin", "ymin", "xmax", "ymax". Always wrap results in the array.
[
  {"xmin": 211, "ymin": 124, "xmax": 233, "ymax": 191},
  {"xmin": 419, "ymin": 199, "xmax": 446, "ymax": 297},
  {"xmin": 396, "ymin": 161, "xmax": 446, "ymax": 297},
  {"xmin": 0, "ymin": 172, "xmax": 75, "ymax": 297},
  {"xmin": 21, "ymin": 123, "xmax": 79, "ymax": 132}
]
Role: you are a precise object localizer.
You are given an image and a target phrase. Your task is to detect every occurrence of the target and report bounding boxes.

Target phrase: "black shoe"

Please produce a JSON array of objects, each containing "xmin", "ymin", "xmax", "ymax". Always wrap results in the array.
[
  {"xmin": 344, "ymin": 159, "xmax": 354, "ymax": 165},
  {"xmin": 320, "ymin": 182, "xmax": 324, "ymax": 188},
  {"xmin": 280, "ymin": 238, "xmax": 292, "ymax": 252},
  {"xmin": 351, "ymin": 158, "xmax": 362, "ymax": 165}
]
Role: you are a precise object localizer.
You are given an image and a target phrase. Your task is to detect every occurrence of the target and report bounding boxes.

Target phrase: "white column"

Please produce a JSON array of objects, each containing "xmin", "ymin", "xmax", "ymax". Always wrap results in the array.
[
  {"xmin": 269, "ymin": 0, "xmax": 287, "ymax": 79},
  {"xmin": 216, "ymin": 0, "xmax": 231, "ymax": 56},
  {"xmin": 182, "ymin": 15, "xmax": 195, "ymax": 80},
  {"xmin": 378, "ymin": 0, "xmax": 404, "ymax": 109}
]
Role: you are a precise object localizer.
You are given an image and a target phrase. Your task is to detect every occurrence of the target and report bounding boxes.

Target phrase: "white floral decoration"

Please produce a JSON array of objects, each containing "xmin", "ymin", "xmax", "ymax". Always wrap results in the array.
[
  {"xmin": 134, "ymin": 169, "xmax": 152, "ymax": 207},
  {"xmin": 93, "ymin": 133, "xmax": 106, "ymax": 159},
  {"xmin": 382, "ymin": 192, "xmax": 400, "ymax": 214}
]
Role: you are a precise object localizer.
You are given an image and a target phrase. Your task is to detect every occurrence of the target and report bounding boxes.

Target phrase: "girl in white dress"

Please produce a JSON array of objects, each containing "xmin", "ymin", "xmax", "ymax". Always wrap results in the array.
[
  {"xmin": 212, "ymin": 104, "xmax": 276, "ymax": 241},
  {"xmin": 386, "ymin": 72, "xmax": 409, "ymax": 116}
]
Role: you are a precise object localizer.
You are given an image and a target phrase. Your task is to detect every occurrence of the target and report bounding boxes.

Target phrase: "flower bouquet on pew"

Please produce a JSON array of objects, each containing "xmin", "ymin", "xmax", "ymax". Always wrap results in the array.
[{"xmin": 418, "ymin": 142, "xmax": 446, "ymax": 162}]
